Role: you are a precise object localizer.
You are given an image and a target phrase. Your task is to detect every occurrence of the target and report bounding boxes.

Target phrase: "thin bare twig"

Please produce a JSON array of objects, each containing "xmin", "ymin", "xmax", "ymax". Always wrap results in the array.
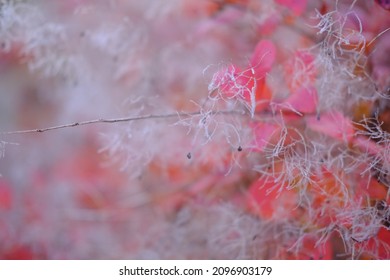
[{"xmin": 0, "ymin": 109, "xmax": 247, "ymax": 135}]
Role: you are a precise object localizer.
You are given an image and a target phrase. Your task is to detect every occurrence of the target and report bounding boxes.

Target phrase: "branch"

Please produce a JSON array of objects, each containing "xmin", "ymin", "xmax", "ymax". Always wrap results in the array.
[{"xmin": 0, "ymin": 110, "xmax": 247, "ymax": 135}]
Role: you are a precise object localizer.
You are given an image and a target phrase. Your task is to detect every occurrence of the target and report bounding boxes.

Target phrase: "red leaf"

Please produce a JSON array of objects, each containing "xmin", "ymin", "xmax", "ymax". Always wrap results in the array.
[
  {"xmin": 209, "ymin": 40, "xmax": 276, "ymax": 114},
  {"xmin": 363, "ymin": 228, "xmax": 390, "ymax": 259},
  {"xmin": 250, "ymin": 40, "xmax": 276, "ymax": 78},
  {"xmin": 0, "ymin": 179, "xmax": 12, "ymax": 210},
  {"xmin": 236, "ymin": 71, "xmax": 272, "ymax": 112}
]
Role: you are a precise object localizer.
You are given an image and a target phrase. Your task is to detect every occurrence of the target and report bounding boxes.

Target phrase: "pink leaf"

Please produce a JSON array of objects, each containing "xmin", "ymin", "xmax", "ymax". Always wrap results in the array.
[
  {"xmin": 353, "ymin": 136, "xmax": 390, "ymax": 163},
  {"xmin": 275, "ymin": 0, "xmax": 308, "ymax": 16},
  {"xmin": 306, "ymin": 111, "xmax": 355, "ymax": 141},
  {"xmin": 250, "ymin": 40, "xmax": 276, "ymax": 78},
  {"xmin": 251, "ymin": 122, "xmax": 280, "ymax": 151},
  {"xmin": 285, "ymin": 50, "xmax": 317, "ymax": 92},
  {"xmin": 248, "ymin": 175, "xmax": 298, "ymax": 219},
  {"xmin": 353, "ymin": 135, "xmax": 383, "ymax": 155},
  {"xmin": 209, "ymin": 64, "xmax": 241, "ymax": 98},
  {"xmin": 279, "ymin": 86, "xmax": 318, "ymax": 114}
]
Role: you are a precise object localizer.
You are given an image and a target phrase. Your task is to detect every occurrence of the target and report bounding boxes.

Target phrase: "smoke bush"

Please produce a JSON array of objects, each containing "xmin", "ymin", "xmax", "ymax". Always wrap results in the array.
[{"xmin": 0, "ymin": 0, "xmax": 390, "ymax": 259}]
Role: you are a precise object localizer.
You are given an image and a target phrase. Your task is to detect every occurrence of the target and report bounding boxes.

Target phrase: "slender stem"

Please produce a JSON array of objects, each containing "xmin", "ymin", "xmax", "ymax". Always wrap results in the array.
[{"xmin": 0, "ymin": 109, "xmax": 247, "ymax": 135}]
